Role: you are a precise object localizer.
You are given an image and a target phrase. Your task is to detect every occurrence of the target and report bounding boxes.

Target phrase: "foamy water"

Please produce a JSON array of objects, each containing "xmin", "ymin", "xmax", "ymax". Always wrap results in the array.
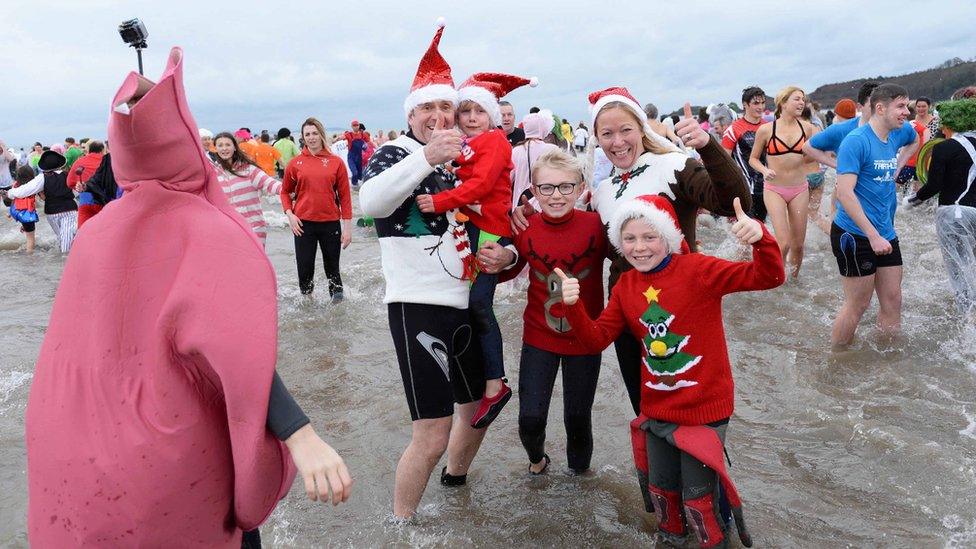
[{"xmin": 1, "ymin": 174, "xmax": 974, "ymax": 547}]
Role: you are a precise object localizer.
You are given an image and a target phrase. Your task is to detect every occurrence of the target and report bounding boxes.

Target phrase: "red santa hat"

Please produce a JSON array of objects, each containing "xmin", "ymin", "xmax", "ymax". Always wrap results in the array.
[
  {"xmin": 403, "ymin": 18, "xmax": 458, "ymax": 117},
  {"xmin": 457, "ymin": 72, "xmax": 538, "ymax": 126},
  {"xmin": 608, "ymin": 194, "xmax": 689, "ymax": 254},
  {"xmin": 588, "ymin": 86, "xmax": 681, "ymax": 153}
]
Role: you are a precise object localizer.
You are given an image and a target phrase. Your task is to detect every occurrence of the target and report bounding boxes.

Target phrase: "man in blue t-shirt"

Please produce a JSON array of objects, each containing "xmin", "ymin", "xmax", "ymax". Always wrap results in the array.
[
  {"xmin": 829, "ymin": 84, "xmax": 917, "ymax": 346},
  {"xmin": 803, "ymin": 82, "xmax": 920, "ymax": 233}
]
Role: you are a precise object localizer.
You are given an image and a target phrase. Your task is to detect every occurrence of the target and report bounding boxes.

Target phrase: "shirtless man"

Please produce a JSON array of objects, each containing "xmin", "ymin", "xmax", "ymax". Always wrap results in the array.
[{"xmin": 643, "ymin": 102, "xmax": 682, "ymax": 147}]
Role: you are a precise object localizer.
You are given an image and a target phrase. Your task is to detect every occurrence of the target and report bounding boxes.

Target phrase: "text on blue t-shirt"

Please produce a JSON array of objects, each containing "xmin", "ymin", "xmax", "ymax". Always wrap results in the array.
[{"xmin": 834, "ymin": 121, "xmax": 916, "ymax": 240}]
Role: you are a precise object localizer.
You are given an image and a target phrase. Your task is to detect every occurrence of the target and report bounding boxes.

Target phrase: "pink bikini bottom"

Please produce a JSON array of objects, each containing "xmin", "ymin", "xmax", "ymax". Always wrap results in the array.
[{"xmin": 764, "ymin": 182, "xmax": 809, "ymax": 203}]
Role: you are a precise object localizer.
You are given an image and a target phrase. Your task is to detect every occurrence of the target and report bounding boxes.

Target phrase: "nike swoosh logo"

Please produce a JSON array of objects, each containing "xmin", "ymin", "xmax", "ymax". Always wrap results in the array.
[{"xmin": 416, "ymin": 332, "xmax": 450, "ymax": 380}]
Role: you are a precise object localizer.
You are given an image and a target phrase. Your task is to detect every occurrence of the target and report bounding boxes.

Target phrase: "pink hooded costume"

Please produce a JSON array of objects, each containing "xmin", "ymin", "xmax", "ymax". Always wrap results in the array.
[{"xmin": 25, "ymin": 48, "xmax": 295, "ymax": 546}]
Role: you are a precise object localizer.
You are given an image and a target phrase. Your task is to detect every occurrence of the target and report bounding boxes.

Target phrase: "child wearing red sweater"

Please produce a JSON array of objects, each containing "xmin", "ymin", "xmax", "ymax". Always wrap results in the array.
[
  {"xmin": 557, "ymin": 194, "xmax": 783, "ymax": 548},
  {"xmin": 416, "ymin": 72, "xmax": 536, "ymax": 429},
  {"xmin": 492, "ymin": 149, "xmax": 607, "ymax": 474}
]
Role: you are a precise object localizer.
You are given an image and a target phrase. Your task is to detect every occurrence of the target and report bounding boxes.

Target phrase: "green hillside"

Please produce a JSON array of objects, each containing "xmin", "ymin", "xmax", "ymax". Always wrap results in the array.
[{"xmin": 808, "ymin": 57, "xmax": 976, "ymax": 105}]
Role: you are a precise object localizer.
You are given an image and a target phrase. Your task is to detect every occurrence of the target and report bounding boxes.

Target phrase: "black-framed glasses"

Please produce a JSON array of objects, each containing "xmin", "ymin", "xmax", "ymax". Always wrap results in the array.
[{"xmin": 534, "ymin": 182, "xmax": 578, "ymax": 196}]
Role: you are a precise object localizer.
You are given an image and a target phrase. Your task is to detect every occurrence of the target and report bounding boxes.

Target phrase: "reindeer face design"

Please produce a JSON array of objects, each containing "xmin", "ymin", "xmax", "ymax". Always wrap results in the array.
[{"xmin": 527, "ymin": 236, "xmax": 596, "ymax": 333}]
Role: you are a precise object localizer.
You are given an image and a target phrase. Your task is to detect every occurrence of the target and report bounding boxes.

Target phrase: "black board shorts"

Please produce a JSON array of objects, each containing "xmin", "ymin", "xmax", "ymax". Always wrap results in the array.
[
  {"xmin": 388, "ymin": 302, "xmax": 486, "ymax": 421},
  {"xmin": 830, "ymin": 223, "xmax": 902, "ymax": 277}
]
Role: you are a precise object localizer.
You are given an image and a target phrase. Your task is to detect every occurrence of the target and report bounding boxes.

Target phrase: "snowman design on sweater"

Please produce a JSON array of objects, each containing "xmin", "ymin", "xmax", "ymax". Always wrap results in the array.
[{"xmin": 640, "ymin": 285, "xmax": 702, "ymax": 392}]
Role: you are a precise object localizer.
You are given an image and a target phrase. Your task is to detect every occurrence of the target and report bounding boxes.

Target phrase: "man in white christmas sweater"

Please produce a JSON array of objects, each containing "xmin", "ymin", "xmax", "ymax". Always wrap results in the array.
[{"xmin": 359, "ymin": 20, "xmax": 493, "ymax": 520}]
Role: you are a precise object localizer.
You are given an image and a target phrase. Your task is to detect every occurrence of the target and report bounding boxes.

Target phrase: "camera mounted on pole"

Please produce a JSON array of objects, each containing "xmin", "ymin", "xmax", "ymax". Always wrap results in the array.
[{"xmin": 118, "ymin": 19, "xmax": 149, "ymax": 75}]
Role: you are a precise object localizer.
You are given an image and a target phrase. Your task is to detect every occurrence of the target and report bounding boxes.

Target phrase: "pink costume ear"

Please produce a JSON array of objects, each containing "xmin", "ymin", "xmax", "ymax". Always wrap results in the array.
[
  {"xmin": 112, "ymin": 74, "xmax": 154, "ymax": 114},
  {"xmin": 112, "ymin": 49, "xmax": 183, "ymax": 113},
  {"xmin": 107, "ymin": 45, "xmax": 263, "ymax": 245},
  {"xmin": 107, "ymin": 47, "xmax": 211, "ymax": 195}
]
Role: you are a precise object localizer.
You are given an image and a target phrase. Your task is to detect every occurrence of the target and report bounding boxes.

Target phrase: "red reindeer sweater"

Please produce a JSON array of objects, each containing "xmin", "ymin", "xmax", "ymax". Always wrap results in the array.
[{"xmin": 501, "ymin": 209, "xmax": 607, "ymax": 354}]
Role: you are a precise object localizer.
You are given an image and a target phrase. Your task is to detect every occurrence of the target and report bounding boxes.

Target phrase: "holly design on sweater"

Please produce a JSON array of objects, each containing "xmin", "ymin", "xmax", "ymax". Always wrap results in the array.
[
  {"xmin": 612, "ymin": 164, "xmax": 650, "ymax": 199},
  {"xmin": 639, "ymin": 285, "xmax": 702, "ymax": 391}
]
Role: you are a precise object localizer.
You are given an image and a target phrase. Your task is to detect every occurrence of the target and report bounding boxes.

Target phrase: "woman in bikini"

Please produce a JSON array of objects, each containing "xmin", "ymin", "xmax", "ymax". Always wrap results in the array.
[{"xmin": 749, "ymin": 86, "xmax": 820, "ymax": 278}]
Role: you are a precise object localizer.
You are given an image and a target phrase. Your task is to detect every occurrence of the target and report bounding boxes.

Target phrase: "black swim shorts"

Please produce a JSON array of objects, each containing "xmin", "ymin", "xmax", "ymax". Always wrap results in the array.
[
  {"xmin": 388, "ymin": 302, "xmax": 486, "ymax": 421},
  {"xmin": 895, "ymin": 166, "xmax": 917, "ymax": 186},
  {"xmin": 830, "ymin": 223, "xmax": 902, "ymax": 277}
]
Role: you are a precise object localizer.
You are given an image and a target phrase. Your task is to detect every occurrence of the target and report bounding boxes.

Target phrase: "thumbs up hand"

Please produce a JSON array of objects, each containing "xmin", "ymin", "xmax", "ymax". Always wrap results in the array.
[
  {"xmin": 554, "ymin": 268, "xmax": 580, "ymax": 306},
  {"xmin": 423, "ymin": 114, "xmax": 463, "ymax": 166},
  {"xmin": 729, "ymin": 197, "xmax": 763, "ymax": 244},
  {"xmin": 673, "ymin": 102, "xmax": 710, "ymax": 150}
]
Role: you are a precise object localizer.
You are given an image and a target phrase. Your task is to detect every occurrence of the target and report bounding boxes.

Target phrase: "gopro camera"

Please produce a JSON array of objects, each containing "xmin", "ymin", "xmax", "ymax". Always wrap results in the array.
[{"xmin": 118, "ymin": 19, "xmax": 148, "ymax": 49}]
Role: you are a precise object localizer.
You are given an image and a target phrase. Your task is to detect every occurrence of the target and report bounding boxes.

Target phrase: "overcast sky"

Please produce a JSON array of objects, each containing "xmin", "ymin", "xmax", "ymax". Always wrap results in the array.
[{"xmin": 2, "ymin": 0, "xmax": 975, "ymax": 147}]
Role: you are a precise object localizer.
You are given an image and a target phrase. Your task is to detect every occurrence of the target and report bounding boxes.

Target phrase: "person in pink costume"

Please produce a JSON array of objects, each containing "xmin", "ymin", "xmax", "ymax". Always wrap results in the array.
[{"xmin": 25, "ymin": 48, "xmax": 351, "ymax": 547}]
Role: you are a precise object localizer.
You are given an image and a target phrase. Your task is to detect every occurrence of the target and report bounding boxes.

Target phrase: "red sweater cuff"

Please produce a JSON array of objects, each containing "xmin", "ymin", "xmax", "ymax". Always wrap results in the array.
[{"xmin": 430, "ymin": 192, "xmax": 452, "ymax": 214}]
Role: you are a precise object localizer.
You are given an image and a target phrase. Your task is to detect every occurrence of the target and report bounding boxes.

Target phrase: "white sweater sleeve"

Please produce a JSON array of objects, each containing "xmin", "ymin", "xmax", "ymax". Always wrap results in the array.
[
  {"xmin": 358, "ymin": 145, "xmax": 434, "ymax": 218},
  {"xmin": 7, "ymin": 173, "xmax": 44, "ymax": 198}
]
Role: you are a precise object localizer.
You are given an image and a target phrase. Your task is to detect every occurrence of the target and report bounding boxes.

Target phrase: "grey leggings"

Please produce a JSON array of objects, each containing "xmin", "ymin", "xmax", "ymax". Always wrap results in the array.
[
  {"xmin": 645, "ymin": 418, "xmax": 728, "ymax": 501},
  {"xmin": 517, "ymin": 343, "xmax": 601, "ymax": 472}
]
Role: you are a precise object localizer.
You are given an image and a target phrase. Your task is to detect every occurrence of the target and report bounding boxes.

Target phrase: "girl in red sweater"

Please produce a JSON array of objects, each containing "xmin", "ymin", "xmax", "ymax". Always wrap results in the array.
[
  {"xmin": 416, "ymin": 73, "xmax": 535, "ymax": 429},
  {"xmin": 558, "ymin": 194, "xmax": 783, "ymax": 548}
]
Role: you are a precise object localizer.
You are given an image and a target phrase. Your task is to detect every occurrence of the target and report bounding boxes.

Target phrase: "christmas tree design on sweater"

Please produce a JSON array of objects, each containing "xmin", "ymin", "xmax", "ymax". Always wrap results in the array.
[
  {"xmin": 404, "ymin": 202, "xmax": 433, "ymax": 237},
  {"xmin": 639, "ymin": 285, "xmax": 702, "ymax": 392}
]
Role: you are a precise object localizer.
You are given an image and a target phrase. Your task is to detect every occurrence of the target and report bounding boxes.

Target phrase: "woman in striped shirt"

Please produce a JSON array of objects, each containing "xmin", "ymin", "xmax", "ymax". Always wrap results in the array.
[{"xmin": 213, "ymin": 131, "xmax": 282, "ymax": 247}]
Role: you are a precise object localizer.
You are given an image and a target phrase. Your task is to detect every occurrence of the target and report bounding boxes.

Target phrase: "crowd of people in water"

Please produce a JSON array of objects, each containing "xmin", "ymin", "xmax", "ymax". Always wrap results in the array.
[{"xmin": 7, "ymin": 18, "xmax": 976, "ymax": 549}]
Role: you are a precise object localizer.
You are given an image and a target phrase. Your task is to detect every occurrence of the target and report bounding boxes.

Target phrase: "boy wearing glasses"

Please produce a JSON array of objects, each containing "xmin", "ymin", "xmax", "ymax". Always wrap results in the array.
[
  {"xmin": 722, "ymin": 86, "xmax": 768, "ymax": 221},
  {"xmin": 482, "ymin": 149, "xmax": 607, "ymax": 474}
]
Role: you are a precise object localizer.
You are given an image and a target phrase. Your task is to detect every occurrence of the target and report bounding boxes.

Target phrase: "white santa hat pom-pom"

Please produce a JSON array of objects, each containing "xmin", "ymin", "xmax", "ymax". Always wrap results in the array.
[
  {"xmin": 436, "ymin": 16, "xmax": 446, "ymax": 27},
  {"xmin": 529, "ymin": 76, "xmax": 539, "ymax": 87}
]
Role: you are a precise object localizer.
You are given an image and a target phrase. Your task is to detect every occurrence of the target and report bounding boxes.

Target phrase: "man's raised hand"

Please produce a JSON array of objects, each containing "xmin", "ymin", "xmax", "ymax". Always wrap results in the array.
[{"xmin": 423, "ymin": 115, "xmax": 463, "ymax": 166}]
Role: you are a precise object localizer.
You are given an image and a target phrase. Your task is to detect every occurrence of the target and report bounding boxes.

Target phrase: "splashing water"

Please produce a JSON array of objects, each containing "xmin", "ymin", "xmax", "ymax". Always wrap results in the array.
[{"xmin": 1, "ymin": 179, "xmax": 973, "ymax": 546}]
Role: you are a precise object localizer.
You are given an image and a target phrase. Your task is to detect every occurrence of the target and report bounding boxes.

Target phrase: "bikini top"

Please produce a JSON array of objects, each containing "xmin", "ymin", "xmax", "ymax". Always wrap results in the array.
[{"xmin": 766, "ymin": 119, "xmax": 806, "ymax": 156}]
